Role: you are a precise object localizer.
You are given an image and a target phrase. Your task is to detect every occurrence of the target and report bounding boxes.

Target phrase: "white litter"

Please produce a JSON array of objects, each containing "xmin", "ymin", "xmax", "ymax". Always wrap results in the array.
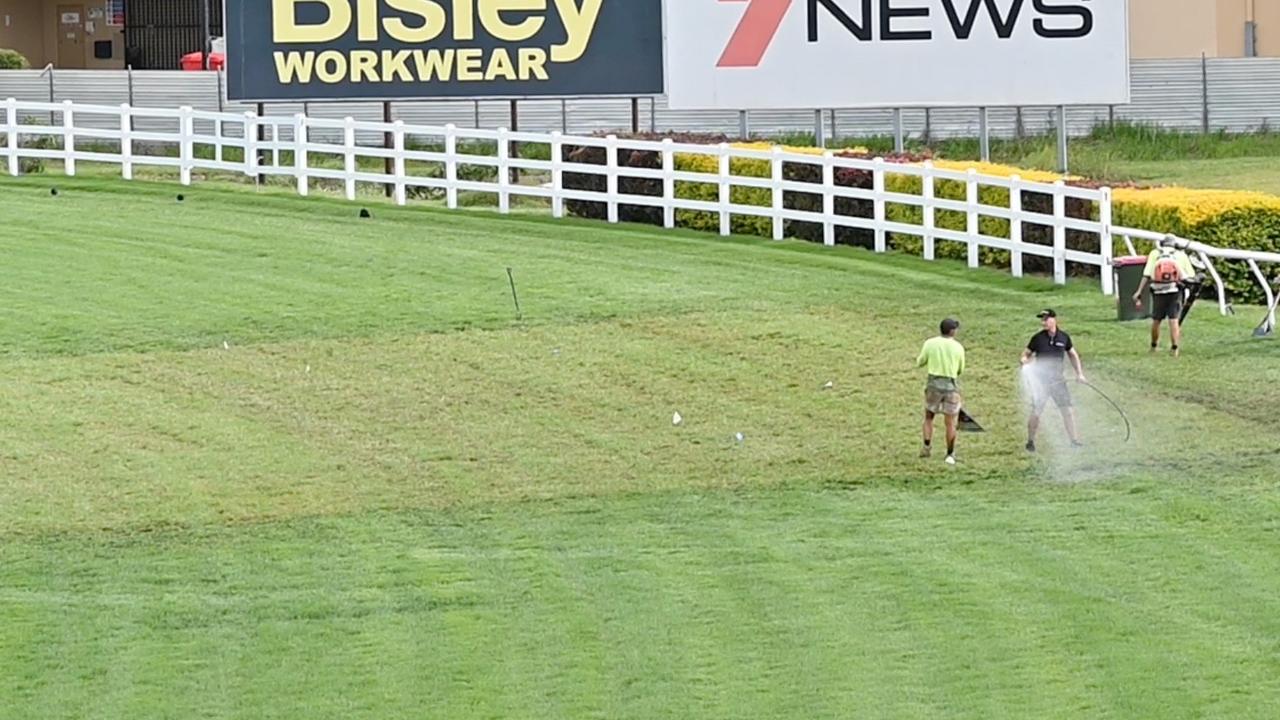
[{"xmin": 672, "ymin": 411, "xmax": 683, "ymax": 426}]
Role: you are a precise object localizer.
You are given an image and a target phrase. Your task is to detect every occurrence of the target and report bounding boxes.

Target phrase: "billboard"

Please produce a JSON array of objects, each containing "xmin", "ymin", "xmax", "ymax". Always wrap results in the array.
[
  {"xmin": 666, "ymin": 0, "xmax": 1130, "ymax": 109},
  {"xmin": 225, "ymin": 0, "xmax": 664, "ymax": 102}
]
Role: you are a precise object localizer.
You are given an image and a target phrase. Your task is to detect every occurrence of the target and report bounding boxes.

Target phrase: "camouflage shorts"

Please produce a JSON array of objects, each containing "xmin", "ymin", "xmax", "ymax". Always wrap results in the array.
[{"xmin": 924, "ymin": 376, "xmax": 962, "ymax": 416}]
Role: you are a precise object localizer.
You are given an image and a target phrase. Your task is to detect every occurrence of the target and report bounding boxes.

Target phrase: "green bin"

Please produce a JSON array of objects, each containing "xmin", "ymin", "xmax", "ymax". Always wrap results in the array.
[{"xmin": 1114, "ymin": 256, "xmax": 1151, "ymax": 321}]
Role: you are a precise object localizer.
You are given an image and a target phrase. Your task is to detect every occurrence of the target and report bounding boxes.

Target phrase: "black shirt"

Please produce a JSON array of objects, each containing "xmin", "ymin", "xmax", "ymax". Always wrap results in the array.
[{"xmin": 1027, "ymin": 329, "xmax": 1073, "ymax": 376}]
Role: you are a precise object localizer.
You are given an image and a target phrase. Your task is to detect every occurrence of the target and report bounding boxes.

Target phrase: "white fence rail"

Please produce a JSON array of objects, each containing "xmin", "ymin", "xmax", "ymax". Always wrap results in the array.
[{"xmin": 3, "ymin": 98, "xmax": 1278, "ymax": 328}]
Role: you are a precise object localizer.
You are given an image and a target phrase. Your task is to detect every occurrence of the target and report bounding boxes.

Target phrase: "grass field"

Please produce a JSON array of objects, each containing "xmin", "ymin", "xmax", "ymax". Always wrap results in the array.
[{"xmin": 2, "ymin": 176, "xmax": 1279, "ymax": 719}]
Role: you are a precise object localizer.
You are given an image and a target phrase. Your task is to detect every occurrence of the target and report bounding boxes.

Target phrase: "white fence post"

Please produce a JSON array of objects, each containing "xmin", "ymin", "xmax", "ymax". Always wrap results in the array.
[
  {"xmin": 214, "ymin": 118, "xmax": 224, "ymax": 165},
  {"xmin": 822, "ymin": 151, "xmax": 834, "ymax": 247},
  {"xmin": 294, "ymin": 113, "xmax": 308, "ymax": 197},
  {"xmin": 717, "ymin": 143, "xmax": 730, "ymax": 236},
  {"xmin": 1100, "ymin": 187, "xmax": 1114, "ymax": 295},
  {"xmin": 661, "ymin": 138, "xmax": 675, "ymax": 229},
  {"xmin": 966, "ymin": 168, "xmax": 979, "ymax": 268},
  {"xmin": 873, "ymin": 157, "xmax": 886, "ymax": 252},
  {"xmin": 771, "ymin": 146, "xmax": 783, "ymax": 241},
  {"xmin": 1052, "ymin": 180, "xmax": 1066, "ymax": 284},
  {"xmin": 62, "ymin": 100, "xmax": 76, "ymax": 177},
  {"xmin": 244, "ymin": 111, "xmax": 258, "ymax": 178},
  {"xmin": 119, "ymin": 104, "xmax": 133, "ymax": 180},
  {"xmin": 445, "ymin": 123, "xmax": 458, "ymax": 210},
  {"xmin": 1009, "ymin": 175, "xmax": 1023, "ymax": 278},
  {"xmin": 6, "ymin": 97, "xmax": 20, "ymax": 176},
  {"xmin": 922, "ymin": 161, "xmax": 935, "ymax": 261},
  {"xmin": 606, "ymin": 134, "xmax": 619, "ymax": 223},
  {"xmin": 342, "ymin": 117, "xmax": 356, "ymax": 200},
  {"xmin": 550, "ymin": 131, "xmax": 564, "ymax": 219},
  {"xmin": 179, "ymin": 105, "xmax": 195, "ymax": 185},
  {"xmin": 497, "ymin": 127, "xmax": 511, "ymax": 213},
  {"xmin": 393, "ymin": 120, "xmax": 406, "ymax": 206}
]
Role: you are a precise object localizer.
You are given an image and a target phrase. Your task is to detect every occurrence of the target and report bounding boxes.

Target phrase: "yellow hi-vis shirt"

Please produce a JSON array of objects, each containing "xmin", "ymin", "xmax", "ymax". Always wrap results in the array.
[
  {"xmin": 1143, "ymin": 248, "xmax": 1196, "ymax": 294},
  {"xmin": 917, "ymin": 336, "xmax": 966, "ymax": 380}
]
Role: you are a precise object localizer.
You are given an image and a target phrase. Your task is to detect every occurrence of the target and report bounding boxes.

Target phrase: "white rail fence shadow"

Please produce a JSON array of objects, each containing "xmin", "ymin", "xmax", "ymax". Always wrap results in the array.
[{"xmin": 4, "ymin": 98, "xmax": 1277, "ymax": 331}]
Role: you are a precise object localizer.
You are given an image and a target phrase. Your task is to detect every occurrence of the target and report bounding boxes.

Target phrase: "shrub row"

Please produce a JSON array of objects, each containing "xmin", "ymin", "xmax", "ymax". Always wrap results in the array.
[
  {"xmin": 1111, "ymin": 187, "xmax": 1280, "ymax": 304},
  {"xmin": 563, "ymin": 137, "xmax": 1280, "ymax": 304}
]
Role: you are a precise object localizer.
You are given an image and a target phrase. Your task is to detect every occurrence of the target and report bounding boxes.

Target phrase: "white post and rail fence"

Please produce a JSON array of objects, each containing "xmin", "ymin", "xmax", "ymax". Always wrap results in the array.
[{"xmin": 3, "ymin": 98, "xmax": 1277, "ymax": 328}]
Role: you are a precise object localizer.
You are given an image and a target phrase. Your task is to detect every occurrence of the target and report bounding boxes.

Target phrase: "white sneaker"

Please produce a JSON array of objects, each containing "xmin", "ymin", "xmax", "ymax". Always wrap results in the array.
[{"xmin": 945, "ymin": 455, "xmax": 957, "ymax": 466}]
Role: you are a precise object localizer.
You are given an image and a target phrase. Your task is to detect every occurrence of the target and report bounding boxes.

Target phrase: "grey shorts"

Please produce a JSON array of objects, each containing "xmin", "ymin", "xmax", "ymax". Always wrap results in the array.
[{"xmin": 1031, "ymin": 379, "xmax": 1073, "ymax": 412}]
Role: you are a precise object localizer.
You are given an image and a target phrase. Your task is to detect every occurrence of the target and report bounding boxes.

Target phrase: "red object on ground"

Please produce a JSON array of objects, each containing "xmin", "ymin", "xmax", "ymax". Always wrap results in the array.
[{"xmin": 180, "ymin": 52, "xmax": 225, "ymax": 71}]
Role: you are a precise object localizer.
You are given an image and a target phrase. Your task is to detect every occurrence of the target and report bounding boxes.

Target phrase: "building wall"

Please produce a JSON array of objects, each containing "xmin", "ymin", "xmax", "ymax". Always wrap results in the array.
[
  {"xmin": 0, "ymin": 0, "xmax": 46, "ymax": 66},
  {"xmin": 1256, "ymin": 0, "xmax": 1280, "ymax": 56},
  {"xmin": 1130, "ymin": 0, "xmax": 1221, "ymax": 58},
  {"xmin": 0, "ymin": 0, "xmax": 122, "ymax": 68}
]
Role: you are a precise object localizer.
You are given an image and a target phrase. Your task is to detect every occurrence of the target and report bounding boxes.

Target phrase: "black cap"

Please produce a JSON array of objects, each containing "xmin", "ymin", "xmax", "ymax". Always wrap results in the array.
[
  {"xmin": 940, "ymin": 318, "xmax": 960, "ymax": 335},
  {"xmin": 1036, "ymin": 309, "xmax": 1057, "ymax": 319}
]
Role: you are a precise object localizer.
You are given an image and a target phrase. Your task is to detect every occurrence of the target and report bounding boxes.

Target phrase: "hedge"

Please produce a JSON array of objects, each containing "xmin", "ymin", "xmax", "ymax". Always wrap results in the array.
[
  {"xmin": 562, "ymin": 136, "xmax": 1279, "ymax": 303},
  {"xmin": 562, "ymin": 134, "xmax": 923, "ymax": 248},
  {"xmin": 881, "ymin": 160, "xmax": 1097, "ymax": 277},
  {"xmin": 1111, "ymin": 187, "xmax": 1280, "ymax": 304},
  {"xmin": 0, "ymin": 48, "xmax": 29, "ymax": 70}
]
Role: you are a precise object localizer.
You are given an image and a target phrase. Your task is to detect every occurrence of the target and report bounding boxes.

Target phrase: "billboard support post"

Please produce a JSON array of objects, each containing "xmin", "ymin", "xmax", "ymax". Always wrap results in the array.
[
  {"xmin": 978, "ymin": 107, "xmax": 990, "ymax": 162},
  {"xmin": 1057, "ymin": 105, "xmax": 1069, "ymax": 174}
]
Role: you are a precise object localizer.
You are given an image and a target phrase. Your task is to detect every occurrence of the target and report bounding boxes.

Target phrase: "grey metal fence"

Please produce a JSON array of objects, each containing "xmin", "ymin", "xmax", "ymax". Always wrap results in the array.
[{"xmin": 4, "ymin": 58, "xmax": 1280, "ymax": 142}]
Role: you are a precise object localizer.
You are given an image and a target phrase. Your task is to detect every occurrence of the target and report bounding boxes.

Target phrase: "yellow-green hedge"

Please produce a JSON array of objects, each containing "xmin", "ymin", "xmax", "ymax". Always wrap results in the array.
[
  {"xmin": 673, "ymin": 143, "xmax": 866, "ymax": 236},
  {"xmin": 1111, "ymin": 187, "xmax": 1280, "ymax": 304}
]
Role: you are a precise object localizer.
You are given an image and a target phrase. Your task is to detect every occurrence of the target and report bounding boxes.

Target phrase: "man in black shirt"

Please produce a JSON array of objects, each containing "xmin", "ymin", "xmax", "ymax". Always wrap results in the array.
[{"xmin": 1020, "ymin": 309, "xmax": 1087, "ymax": 452}]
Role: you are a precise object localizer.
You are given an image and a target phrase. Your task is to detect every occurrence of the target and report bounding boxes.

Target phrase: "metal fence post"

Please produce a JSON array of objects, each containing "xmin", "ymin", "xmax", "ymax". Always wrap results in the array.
[
  {"xmin": 978, "ymin": 107, "xmax": 990, "ymax": 162},
  {"xmin": 814, "ymin": 109, "xmax": 825, "ymax": 148},
  {"xmin": 893, "ymin": 109, "xmax": 904, "ymax": 153},
  {"xmin": 1201, "ymin": 52, "xmax": 1210, "ymax": 133},
  {"xmin": 738, "ymin": 110, "xmax": 748, "ymax": 139},
  {"xmin": 1056, "ymin": 105, "xmax": 1069, "ymax": 174}
]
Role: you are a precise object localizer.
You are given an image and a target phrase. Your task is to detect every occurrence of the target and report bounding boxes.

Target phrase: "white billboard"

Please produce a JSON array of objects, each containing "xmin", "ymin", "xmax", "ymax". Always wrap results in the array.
[{"xmin": 665, "ymin": 0, "xmax": 1130, "ymax": 109}]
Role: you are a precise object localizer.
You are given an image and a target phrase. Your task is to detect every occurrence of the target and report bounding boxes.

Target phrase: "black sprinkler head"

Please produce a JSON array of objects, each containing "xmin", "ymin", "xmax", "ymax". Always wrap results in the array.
[
  {"xmin": 50, "ymin": 188, "xmax": 58, "ymax": 196},
  {"xmin": 176, "ymin": 194, "xmax": 185, "ymax": 202},
  {"xmin": 359, "ymin": 208, "xmax": 372, "ymax": 219}
]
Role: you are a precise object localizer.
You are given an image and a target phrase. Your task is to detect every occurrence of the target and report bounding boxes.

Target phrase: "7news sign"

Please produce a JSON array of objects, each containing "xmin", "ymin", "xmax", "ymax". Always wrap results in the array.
[
  {"xmin": 666, "ymin": 0, "xmax": 1130, "ymax": 109},
  {"xmin": 225, "ymin": 0, "xmax": 664, "ymax": 102}
]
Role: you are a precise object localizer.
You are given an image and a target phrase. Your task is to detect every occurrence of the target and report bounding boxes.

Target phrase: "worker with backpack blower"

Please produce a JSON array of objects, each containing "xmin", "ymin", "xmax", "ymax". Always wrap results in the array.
[{"xmin": 1133, "ymin": 234, "xmax": 1197, "ymax": 357}]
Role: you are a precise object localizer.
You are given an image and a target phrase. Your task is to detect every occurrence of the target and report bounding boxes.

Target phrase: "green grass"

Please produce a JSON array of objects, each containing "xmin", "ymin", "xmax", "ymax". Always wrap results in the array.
[{"xmin": 2, "ymin": 175, "xmax": 1280, "ymax": 718}]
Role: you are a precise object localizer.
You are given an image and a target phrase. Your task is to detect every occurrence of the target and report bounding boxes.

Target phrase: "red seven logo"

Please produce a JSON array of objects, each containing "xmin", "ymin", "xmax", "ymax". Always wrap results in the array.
[{"xmin": 717, "ymin": 0, "xmax": 794, "ymax": 68}]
